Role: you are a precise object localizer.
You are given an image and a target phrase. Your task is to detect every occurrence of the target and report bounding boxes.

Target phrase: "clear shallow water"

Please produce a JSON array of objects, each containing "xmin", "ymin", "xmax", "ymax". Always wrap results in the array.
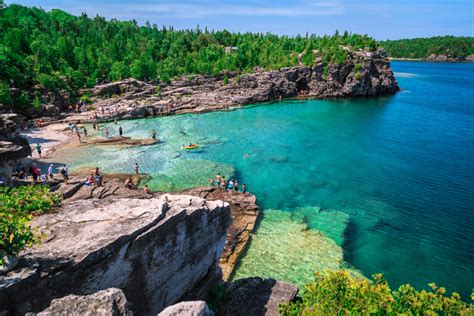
[{"xmin": 65, "ymin": 61, "xmax": 474, "ymax": 297}]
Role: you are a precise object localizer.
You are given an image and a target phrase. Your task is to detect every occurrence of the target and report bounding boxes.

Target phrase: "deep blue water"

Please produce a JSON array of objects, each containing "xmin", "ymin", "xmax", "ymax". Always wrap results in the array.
[{"xmin": 67, "ymin": 61, "xmax": 474, "ymax": 298}]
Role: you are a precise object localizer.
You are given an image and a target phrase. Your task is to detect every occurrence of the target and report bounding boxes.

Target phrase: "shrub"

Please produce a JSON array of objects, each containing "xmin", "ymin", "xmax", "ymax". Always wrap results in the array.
[
  {"xmin": 80, "ymin": 94, "xmax": 92, "ymax": 104},
  {"xmin": 235, "ymin": 74, "xmax": 242, "ymax": 84},
  {"xmin": 279, "ymin": 270, "xmax": 472, "ymax": 315},
  {"xmin": 223, "ymin": 75, "xmax": 229, "ymax": 85},
  {"xmin": 155, "ymin": 85, "xmax": 161, "ymax": 97},
  {"xmin": 354, "ymin": 72, "xmax": 363, "ymax": 80},
  {"xmin": 0, "ymin": 186, "xmax": 61, "ymax": 263}
]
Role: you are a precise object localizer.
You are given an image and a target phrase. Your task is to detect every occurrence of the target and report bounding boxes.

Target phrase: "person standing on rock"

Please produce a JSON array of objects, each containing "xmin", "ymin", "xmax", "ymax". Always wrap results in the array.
[
  {"xmin": 105, "ymin": 128, "xmax": 109, "ymax": 138},
  {"xmin": 83, "ymin": 127, "xmax": 88, "ymax": 136},
  {"xmin": 60, "ymin": 165, "xmax": 68, "ymax": 183},
  {"xmin": 151, "ymin": 129, "xmax": 157, "ymax": 142},
  {"xmin": 119, "ymin": 126, "xmax": 123, "ymax": 136},
  {"xmin": 242, "ymin": 183, "xmax": 247, "ymax": 195},
  {"xmin": 134, "ymin": 162, "xmax": 139, "ymax": 175},
  {"xmin": 35, "ymin": 143, "xmax": 43, "ymax": 158},
  {"xmin": 48, "ymin": 164, "xmax": 54, "ymax": 179},
  {"xmin": 216, "ymin": 173, "xmax": 221, "ymax": 188}
]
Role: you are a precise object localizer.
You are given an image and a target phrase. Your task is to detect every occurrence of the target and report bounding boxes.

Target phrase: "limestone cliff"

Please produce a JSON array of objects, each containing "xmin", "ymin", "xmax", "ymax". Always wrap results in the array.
[{"xmin": 0, "ymin": 195, "xmax": 232, "ymax": 315}]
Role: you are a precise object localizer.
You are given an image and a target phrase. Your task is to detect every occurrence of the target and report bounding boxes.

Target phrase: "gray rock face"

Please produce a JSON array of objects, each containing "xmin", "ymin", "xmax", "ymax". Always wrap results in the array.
[
  {"xmin": 0, "ymin": 113, "xmax": 31, "ymax": 181},
  {"xmin": 72, "ymin": 48, "xmax": 398, "ymax": 122},
  {"xmin": 37, "ymin": 288, "xmax": 132, "ymax": 316},
  {"xmin": 159, "ymin": 301, "xmax": 213, "ymax": 316},
  {"xmin": 0, "ymin": 195, "xmax": 232, "ymax": 316},
  {"xmin": 218, "ymin": 278, "xmax": 299, "ymax": 316}
]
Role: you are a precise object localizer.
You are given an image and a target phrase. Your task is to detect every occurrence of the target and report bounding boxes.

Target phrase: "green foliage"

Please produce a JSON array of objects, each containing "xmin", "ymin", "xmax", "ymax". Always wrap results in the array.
[
  {"xmin": 0, "ymin": 81, "xmax": 12, "ymax": 106},
  {"xmin": 235, "ymin": 74, "xmax": 242, "ymax": 84},
  {"xmin": 279, "ymin": 271, "xmax": 472, "ymax": 315},
  {"xmin": 0, "ymin": 3, "xmax": 379, "ymax": 114},
  {"xmin": 0, "ymin": 186, "xmax": 61, "ymax": 262},
  {"xmin": 381, "ymin": 36, "xmax": 474, "ymax": 59},
  {"xmin": 80, "ymin": 94, "xmax": 92, "ymax": 104},
  {"xmin": 322, "ymin": 66, "xmax": 329, "ymax": 78},
  {"xmin": 155, "ymin": 85, "xmax": 161, "ymax": 97},
  {"xmin": 223, "ymin": 75, "xmax": 229, "ymax": 85}
]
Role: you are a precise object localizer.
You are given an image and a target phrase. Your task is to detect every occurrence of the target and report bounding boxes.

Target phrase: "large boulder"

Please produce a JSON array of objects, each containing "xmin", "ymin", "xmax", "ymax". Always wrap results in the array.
[
  {"xmin": 218, "ymin": 278, "xmax": 299, "ymax": 316},
  {"xmin": 0, "ymin": 195, "xmax": 232, "ymax": 315},
  {"xmin": 159, "ymin": 301, "xmax": 213, "ymax": 316},
  {"xmin": 36, "ymin": 288, "xmax": 132, "ymax": 316}
]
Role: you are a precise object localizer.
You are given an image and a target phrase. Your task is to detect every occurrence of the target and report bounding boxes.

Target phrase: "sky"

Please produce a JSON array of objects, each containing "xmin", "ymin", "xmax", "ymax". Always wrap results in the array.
[{"xmin": 7, "ymin": 0, "xmax": 474, "ymax": 40}]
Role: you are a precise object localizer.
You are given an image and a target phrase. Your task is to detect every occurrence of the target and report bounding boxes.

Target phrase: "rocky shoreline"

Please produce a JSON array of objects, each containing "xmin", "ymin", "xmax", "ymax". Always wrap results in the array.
[{"xmin": 50, "ymin": 48, "xmax": 400, "ymax": 123}]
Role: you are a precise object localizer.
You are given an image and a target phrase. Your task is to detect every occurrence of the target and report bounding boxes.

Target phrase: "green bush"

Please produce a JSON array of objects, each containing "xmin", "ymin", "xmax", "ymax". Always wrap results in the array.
[
  {"xmin": 223, "ymin": 75, "xmax": 229, "ymax": 85},
  {"xmin": 0, "ymin": 186, "xmax": 61, "ymax": 263},
  {"xmin": 80, "ymin": 94, "xmax": 92, "ymax": 104},
  {"xmin": 279, "ymin": 271, "xmax": 472, "ymax": 315}
]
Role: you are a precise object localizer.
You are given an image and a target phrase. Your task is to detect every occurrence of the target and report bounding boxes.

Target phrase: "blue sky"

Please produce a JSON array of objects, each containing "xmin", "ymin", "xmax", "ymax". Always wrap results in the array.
[{"xmin": 7, "ymin": 0, "xmax": 474, "ymax": 39}]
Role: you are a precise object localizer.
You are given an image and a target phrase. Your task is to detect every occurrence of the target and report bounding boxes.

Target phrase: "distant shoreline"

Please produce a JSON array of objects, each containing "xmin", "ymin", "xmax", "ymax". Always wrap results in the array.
[{"xmin": 389, "ymin": 57, "xmax": 473, "ymax": 62}]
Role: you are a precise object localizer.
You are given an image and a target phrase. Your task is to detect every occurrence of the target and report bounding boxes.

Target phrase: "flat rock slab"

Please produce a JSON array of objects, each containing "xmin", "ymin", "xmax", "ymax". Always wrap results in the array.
[{"xmin": 36, "ymin": 288, "xmax": 132, "ymax": 316}]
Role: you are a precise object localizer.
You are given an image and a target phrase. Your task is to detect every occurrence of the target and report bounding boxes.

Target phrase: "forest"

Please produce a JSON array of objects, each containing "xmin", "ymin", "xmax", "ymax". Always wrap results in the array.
[
  {"xmin": 381, "ymin": 36, "xmax": 474, "ymax": 59},
  {"xmin": 0, "ymin": 2, "xmax": 377, "ymax": 112}
]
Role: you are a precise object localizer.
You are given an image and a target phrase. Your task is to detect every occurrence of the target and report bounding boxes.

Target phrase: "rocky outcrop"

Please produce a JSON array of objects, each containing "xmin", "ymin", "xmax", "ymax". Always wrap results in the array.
[
  {"xmin": 64, "ymin": 48, "xmax": 398, "ymax": 123},
  {"xmin": 159, "ymin": 301, "xmax": 214, "ymax": 316},
  {"xmin": 36, "ymin": 288, "xmax": 133, "ymax": 316},
  {"xmin": 0, "ymin": 195, "xmax": 232, "ymax": 315},
  {"xmin": 178, "ymin": 187, "xmax": 259, "ymax": 281},
  {"xmin": 426, "ymin": 53, "xmax": 469, "ymax": 62},
  {"xmin": 218, "ymin": 278, "xmax": 299, "ymax": 316},
  {"xmin": 81, "ymin": 135, "xmax": 157, "ymax": 147},
  {"xmin": 0, "ymin": 113, "xmax": 31, "ymax": 181}
]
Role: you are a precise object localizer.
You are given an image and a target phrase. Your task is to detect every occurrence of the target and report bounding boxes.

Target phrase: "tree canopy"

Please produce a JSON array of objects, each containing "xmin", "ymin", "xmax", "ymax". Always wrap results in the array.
[
  {"xmin": 0, "ymin": 4, "xmax": 378, "ymax": 112},
  {"xmin": 381, "ymin": 36, "xmax": 474, "ymax": 59}
]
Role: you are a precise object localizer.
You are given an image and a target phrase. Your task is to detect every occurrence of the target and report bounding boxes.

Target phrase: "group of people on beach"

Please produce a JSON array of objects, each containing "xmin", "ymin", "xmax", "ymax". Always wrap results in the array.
[
  {"xmin": 11, "ymin": 162, "xmax": 69, "ymax": 185},
  {"xmin": 209, "ymin": 173, "xmax": 247, "ymax": 195}
]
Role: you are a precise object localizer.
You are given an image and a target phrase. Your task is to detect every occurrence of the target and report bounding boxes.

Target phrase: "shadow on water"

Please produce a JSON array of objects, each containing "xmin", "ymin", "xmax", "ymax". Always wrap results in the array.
[{"xmin": 341, "ymin": 218, "xmax": 358, "ymax": 265}]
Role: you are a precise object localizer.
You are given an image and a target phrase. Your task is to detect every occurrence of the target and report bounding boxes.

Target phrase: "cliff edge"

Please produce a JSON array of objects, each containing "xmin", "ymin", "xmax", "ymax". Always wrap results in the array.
[{"xmin": 0, "ymin": 195, "xmax": 231, "ymax": 315}]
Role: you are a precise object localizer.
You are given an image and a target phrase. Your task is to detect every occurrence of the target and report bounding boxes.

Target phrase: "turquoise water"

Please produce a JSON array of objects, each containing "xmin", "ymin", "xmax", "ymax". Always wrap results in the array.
[{"xmin": 65, "ymin": 61, "xmax": 474, "ymax": 297}]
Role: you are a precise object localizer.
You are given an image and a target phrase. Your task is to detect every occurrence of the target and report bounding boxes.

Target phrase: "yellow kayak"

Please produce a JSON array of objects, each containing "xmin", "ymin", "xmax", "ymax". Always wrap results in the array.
[{"xmin": 183, "ymin": 144, "xmax": 199, "ymax": 149}]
